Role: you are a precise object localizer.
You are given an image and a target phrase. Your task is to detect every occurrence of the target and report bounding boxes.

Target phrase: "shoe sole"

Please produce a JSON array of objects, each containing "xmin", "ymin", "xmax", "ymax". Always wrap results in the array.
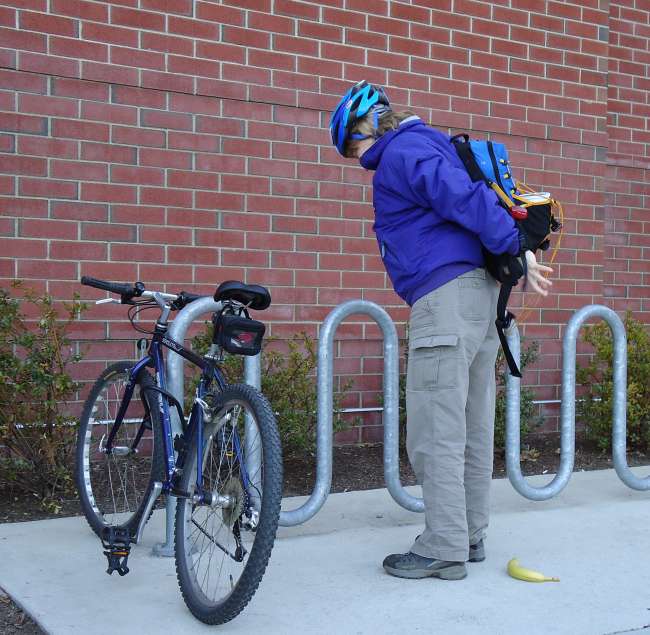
[
  {"xmin": 383, "ymin": 564, "xmax": 468, "ymax": 580},
  {"xmin": 468, "ymin": 554, "xmax": 485, "ymax": 563}
]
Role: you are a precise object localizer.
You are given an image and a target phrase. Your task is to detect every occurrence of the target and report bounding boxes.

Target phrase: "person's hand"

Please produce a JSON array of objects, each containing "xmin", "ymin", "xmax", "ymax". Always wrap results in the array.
[{"xmin": 524, "ymin": 250, "xmax": 553, "ymax": 296}]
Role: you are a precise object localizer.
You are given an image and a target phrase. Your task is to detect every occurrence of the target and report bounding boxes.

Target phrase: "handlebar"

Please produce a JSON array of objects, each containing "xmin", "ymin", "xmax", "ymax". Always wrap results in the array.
[
  {"xmin": 81, "ymin": 276, "xmax": 144, "ymax": 298},
  {"xmin": 80, "ymin": 277, "xmax": 204, "ymax": 310}
]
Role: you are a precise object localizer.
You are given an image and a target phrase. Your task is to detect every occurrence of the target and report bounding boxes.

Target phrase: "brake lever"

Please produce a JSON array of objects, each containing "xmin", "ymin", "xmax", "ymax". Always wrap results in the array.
[{"xmin": 96, "ymin": 298, "xmax": 121, "ymax": 305}]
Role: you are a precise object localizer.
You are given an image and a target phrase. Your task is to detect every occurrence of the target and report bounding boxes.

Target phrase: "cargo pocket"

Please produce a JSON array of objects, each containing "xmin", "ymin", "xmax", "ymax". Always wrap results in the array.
[{"xmin": 407, "ymin": 333, "xmax": 459, "ymax": 391}]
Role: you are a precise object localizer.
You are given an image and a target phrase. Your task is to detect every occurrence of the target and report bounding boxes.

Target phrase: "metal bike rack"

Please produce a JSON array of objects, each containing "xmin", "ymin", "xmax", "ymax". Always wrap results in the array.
[
  {"xmin": 153, "ymin": 297, "xmax": 262, "ymax": 556},
  {"xmin": 152, "ymin": 299, "xmax": 648, "ymax": 542},
  {"xmin": 279, "ymin": 300, "xmax": 423, "ymax": 527},
  {"xmin": 505, "ymin": 304, "xmax": 650, "ymax": 500}
]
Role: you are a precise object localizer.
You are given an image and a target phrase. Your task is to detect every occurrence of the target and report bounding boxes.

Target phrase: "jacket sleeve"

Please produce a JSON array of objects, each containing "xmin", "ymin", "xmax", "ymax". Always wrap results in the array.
[{"xmin": 393, "ymin": 148, "xmax": 520, "ymax": 256}]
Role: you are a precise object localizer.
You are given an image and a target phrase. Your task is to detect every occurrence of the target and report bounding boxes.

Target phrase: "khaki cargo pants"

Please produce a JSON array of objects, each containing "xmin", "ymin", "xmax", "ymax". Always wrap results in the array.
[{"xmin": 407, "ymin": 268, "xmax": 499, "ymax": 563}]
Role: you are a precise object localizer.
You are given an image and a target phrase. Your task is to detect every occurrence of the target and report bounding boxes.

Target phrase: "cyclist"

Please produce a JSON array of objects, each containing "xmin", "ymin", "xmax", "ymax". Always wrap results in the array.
[{"xmin": 329, "ymin": 80, "xmax": 553, "ymax": 580}]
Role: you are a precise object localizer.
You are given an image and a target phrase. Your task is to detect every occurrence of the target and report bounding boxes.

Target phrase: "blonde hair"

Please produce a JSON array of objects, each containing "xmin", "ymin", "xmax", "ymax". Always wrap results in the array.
[{"xmin": 343, "ymin": 109, "xmax": 417, "ymax": 158}]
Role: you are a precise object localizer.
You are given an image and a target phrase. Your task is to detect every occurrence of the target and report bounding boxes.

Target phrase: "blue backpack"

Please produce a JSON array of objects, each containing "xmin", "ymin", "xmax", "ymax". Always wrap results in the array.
[{"xmin": 450, "ymin": 133, "xmax": 562, "ymax": 377}]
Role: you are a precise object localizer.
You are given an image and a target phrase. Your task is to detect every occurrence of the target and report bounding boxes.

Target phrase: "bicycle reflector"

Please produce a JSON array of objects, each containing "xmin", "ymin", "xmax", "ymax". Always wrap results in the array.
[{"xmin": 212, "ymin": 311, "xmax": 265, "ymax": 356}]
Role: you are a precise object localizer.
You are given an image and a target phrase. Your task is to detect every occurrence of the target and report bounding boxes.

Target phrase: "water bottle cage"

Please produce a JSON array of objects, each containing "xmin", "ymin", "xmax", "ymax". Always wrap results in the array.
[{"xmin": 101, "ymin": 526, "xmax": 132, "ymax": 577}]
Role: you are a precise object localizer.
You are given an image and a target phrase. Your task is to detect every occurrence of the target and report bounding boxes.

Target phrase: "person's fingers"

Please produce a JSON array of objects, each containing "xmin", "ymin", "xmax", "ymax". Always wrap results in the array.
[
  {"xmin": 535, "ymin": 264, "xmax": 554, "ymax": 274},
  {"xmin": 528, "ymin": 278, "xmax": 548, "ymax": 296}
]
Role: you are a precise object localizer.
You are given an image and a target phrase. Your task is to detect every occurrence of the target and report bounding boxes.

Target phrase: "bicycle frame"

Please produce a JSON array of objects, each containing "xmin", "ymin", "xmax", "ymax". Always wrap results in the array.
[{"xmin": 103, "ymin": 322, "xmax": 229, "ymax": 498}]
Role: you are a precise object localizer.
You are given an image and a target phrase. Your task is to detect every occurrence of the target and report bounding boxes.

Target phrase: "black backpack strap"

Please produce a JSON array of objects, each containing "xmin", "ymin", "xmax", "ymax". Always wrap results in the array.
[
  {"xmin": 494, "ymin": 250, "xmax": 527, "ymax": 378},
  {"xmin": 495, "ymin": 282, "xmax": 522, "ymax": 378}
]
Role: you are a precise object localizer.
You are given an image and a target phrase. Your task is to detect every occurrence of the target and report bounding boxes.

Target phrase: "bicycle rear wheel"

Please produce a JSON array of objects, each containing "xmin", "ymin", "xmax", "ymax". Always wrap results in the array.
[
  {"xmin": 75, "ymin": 361, "xmax": 165, "ymax": 537},
  {"xmin": 175, "ymin": 383, "xmax": 282, "ymax": 625}
]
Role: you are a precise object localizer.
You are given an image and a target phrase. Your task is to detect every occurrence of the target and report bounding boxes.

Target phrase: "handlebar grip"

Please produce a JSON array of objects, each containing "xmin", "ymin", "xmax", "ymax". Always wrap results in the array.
[{"xmin": 81, "ymin": 276, "xmax": 140, "ymax": 297}]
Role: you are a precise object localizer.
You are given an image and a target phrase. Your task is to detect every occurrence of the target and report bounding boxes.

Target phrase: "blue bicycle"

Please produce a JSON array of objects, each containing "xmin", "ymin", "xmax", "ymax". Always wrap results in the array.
[{"xmin": 74, "ymin": 276, "xmax": 282, "ymax": 625}]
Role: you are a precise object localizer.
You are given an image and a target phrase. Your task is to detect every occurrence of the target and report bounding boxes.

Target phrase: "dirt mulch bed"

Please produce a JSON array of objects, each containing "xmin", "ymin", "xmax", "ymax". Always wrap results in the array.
[
  {"xmin": 1, "ymin": 437, "xmax": 649, "ymax": 522},
  {"xmin": 283, "ymin": 436, "xmax": 650, "ymax": 496},
  {"xmin": 0, "ymin": 590, "xmax": 42, "ymax": 635}
]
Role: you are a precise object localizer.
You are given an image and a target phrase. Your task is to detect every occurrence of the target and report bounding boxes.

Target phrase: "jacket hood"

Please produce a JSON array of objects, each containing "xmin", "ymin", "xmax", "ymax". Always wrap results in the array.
[{"xmin": 359, "ymin": 116, "xmax": 422, "ymax": 171}]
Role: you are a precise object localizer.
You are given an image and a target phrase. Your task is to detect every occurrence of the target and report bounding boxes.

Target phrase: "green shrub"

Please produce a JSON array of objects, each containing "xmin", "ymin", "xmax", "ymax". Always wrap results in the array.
[
  {"xmin": 189, "ymin": 326, "xmax": 350, "ymax": 456},
  {"xmin": 0, "ymin": 283, "xmax": 86, "ymax": 511},
  {"xmin": 577, "ymin": 313, "xmax": 650, "ymax": 452}
]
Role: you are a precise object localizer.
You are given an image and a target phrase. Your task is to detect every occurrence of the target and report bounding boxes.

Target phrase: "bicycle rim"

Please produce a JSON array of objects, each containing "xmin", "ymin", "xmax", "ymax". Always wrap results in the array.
[
  {"xmin": 78, "ymin": 364, "xmax": 161, "ymax": 532},
  {"xmin": 175, "ymin": 385, "xmax": 281, "ymax": 624}
]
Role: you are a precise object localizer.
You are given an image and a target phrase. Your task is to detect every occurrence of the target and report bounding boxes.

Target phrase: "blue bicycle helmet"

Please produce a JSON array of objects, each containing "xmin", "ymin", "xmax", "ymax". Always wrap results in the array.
[{"xmin": 329, "ymin": 80, "xmax": 390, "ymax": 156}]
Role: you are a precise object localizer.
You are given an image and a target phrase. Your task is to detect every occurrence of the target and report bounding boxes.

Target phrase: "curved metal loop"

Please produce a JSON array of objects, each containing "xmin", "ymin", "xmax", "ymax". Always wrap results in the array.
[
  {"xmin": 280, "ymin": 300, "xmax": 423, "ymax": 526},
  {"xmin": 506, "ymin": 304, "xmax": 650, "ymax": 500},
  {"xmin": 567, "ymin": 305, "xmax": 649, "ymax": 491},
  {"xmin": 505, "ymin": 323, "xmax": 575, "ymax": 501}
]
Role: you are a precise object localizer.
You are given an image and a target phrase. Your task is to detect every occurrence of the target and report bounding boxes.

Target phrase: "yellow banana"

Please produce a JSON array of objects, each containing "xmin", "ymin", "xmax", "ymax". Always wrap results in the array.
[{"xmin": 507, "ymin": 558, "xmax": 559, "ymax": 583}]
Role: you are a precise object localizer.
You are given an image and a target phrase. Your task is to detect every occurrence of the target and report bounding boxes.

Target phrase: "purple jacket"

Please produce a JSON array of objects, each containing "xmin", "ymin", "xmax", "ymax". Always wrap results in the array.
[{"xmin": 360, "ymin": 118, "xmax": 520, "ymax": 306}]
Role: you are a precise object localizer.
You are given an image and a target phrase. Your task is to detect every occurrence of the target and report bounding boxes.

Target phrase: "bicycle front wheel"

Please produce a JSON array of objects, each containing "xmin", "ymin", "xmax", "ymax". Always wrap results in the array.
[
  {"xmin": 175, "ymin": 383, "xmax": 282, "ymax": 625},
  {"xmin": 75, "ymin": 361, "xmax": 165, "ymax": 537}
]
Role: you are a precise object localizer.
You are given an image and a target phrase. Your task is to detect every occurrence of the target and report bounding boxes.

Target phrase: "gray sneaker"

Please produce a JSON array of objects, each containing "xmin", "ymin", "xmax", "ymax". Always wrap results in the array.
[
  {"xmin": 382, "ymin": 552, "xmax": 467, "ymax": 580},
  {"xmin": 468, "ymin": 539, "xmax": 485, "ymax": 563},
  {"xmin": 413, "ymin": 534, "xmax": 486, "ymax": 563}
]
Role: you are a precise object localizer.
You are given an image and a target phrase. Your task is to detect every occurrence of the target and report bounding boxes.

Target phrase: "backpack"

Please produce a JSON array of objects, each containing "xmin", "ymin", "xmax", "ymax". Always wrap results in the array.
[{"xmin": 450, "ymin": 133, "xmax": 563, "ymax": 377}]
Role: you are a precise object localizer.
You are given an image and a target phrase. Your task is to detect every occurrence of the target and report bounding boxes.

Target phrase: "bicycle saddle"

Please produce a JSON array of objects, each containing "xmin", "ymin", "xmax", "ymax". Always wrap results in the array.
[{"xmin": 214, "ymin": 281, "xmax": 271, "ymax": 311}]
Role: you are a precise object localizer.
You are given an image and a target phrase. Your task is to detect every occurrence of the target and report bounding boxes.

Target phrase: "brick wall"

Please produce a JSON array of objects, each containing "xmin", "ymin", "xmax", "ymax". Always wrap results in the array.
[{"xmin": 0, "ymin": 0, "xmax": 648, "ymax": 442}]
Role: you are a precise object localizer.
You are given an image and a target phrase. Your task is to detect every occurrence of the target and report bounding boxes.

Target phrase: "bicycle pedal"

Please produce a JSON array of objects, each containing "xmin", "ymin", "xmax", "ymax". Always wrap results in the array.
[{"xmin": 100, "ymin": 526, "xmax": 132, "ymax": 577}]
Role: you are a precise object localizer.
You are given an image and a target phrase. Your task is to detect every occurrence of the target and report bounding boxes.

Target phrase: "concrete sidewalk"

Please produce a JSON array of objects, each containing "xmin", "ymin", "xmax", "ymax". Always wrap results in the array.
[{"xmin": 1, "ymin": 468, "xmax": 649, "ymax": 635}]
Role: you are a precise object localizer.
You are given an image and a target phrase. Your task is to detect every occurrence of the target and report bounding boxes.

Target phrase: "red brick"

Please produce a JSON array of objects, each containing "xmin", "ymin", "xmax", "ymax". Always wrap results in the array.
[
  {"xmin": 168, "ymin": 131, "xmax": 220, "ymax": 152},
  {"xmin": 19, "ymin": 177, "xmax": 77, "ymax": 199},
  {"xmin": 19, "ymin": 93, "xmax": 78, "ymax": 118},
  {"xmin": 221, "ymin": 249, "xmax": 268, "ymax": 268},
  {"xmin": 0, "ymin": 154, "xmax": 46, "ymax": 176},
  {"xmin": 140, "ymin": 187, "xmax": 192, "ymax": 208},
  {"xmin": 168, "ymin": 15, "xmax": 219, "ymax": 39},
  {"xmin": 82, "ymin": 21, "xmax": 138, "ymax": 47},
  {"xmin": 81, "ymin": 142, "xmax": 136, "ymax": 164},
  {"xmin": 141, "ymin": 70, "xmax": 194, "ymax": 94},
  {"xmin": 195, "ymin": 1, "xmax": 244, "ymax": 25},
  {"xmin": 195, "ymin": 228, "xmax": 245, "ymax": 248},
  {"xmin": 81, "ymin": 222, "xmax": 136, "ymax": 242},
  {"xmin": 50, "ymin": 35, "xmax": 108, "ymax": 62},
  {"xmin": 0, "ymin": 69, "xmax": 47, "ymax": 94},
  {"xmin": 195, "ymin": 191, "xmax": 244, "ymax": 211},
  {"xmin": 81, "ymin": 183, "xmax": 136, "ymax": 204},
  {"xmin": 0, "ymin": 195, "xmax": 47, "ymax": 217},
  {"xmin": 20, "ymin": 11, "xmax": 78, "ymax": 36},
  {"xmin": 18, "ymin": 259, "xmax": 77, "ymax": 279},
  {"xmin": 51, "ymin": 201, "xmax": 107, "ymax": 222},
  {"xmin": 82, "ymin": 61, "xmax": 139, "ymax": 85},
  {"xmin": 52, "ymin": 77, "xmax": 109, "ymax": 101},
  {"xmin": 50, "ymin": 240, "xmax": 107, "ymax": 261},
  {"xmin": 141, "ymin": 109, "xmax": 193, "ymax": 131},
  {"xmin": 112, "ymin": 126, "xmax": 165, "ymax": 148},
  {"xmin": 140, "ymin": 0, "xmax": 193, "ymax": 15},
  {"xmin": 111, "ymin": 242, "xmax": 164, "ymax": 262},
  {"xmin": 142, "ymin": 32, "xmax": 193, "ymax": 56},
  {"xmin": 19, "ymin": 51, "xmax": 80, "ymax": 77},
  {"xmin": 20, "ymin": 218, "xmax": 77, "ymax": 240},
  {"xmin": 275, "ymin": 0, "xmax": 319, "ymax": 19},
  {"xmin": 51, "ymin": 159, "xmax": 107, "ymax": 181},
  {"xmin": 167, "ymin": 208, "xmax": 218, "ymax": 228},
  {"xmin": 0, "ymin": 26, "xmax": 45, "ymax": 53},
  {"xmin": 140, "ymin": 148, "xmax": 192, "ymax": 170},
  {"xmin": 111, "ymin": 46, "xmax": 165, "ymax": 71},
  {"xmin": 0, "ymin": 176, "xmax": 14, "ymax": 196},
  {"xmin": 168, "ymin": 54, "xmax": 221, "ymax": 79},
  {"xmin": 1, "ymin": 238, "xmax": 46, "ymax": 258},
  {"xmin": 168, "ymin": 170, "xmax": 218, "ymax": 190},
  {"xmin": 51, "ymin": 0, "xmax": 108, "ymax": 21},
  {"xmin": 111, "ymin": 6, "xmax": 164, "ymax": 30}
]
